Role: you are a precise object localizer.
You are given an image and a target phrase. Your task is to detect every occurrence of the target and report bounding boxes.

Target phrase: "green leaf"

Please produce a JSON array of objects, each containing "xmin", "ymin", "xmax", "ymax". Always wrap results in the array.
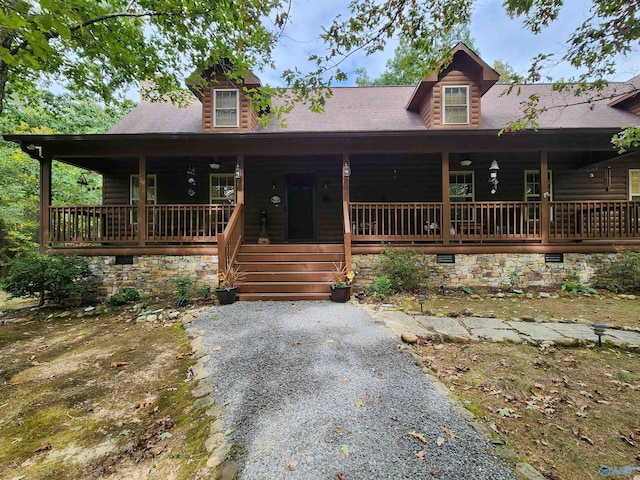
[
  {"xmin": 340, "ymin": 444, "xmax": 350, "ymax": 456},
  {"xmin": 496, "ymin": 407, "xmax": 511, "ymax": 418}
]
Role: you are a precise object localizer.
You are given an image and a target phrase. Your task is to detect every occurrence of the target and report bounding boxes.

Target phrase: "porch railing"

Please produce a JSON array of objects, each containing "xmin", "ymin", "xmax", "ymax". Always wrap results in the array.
[
  {"xmin": 49, "ymin": 204, "xmax": 235, "ymax": 246},
  {"xmin": 350, "ymin": 202, "xmax": 444, "ymax": 241},
  {"xmin": 550, "ymin": 201, "xmax": 640, "ymax": 240},
  {"xmin": 146, "ymin": 204, "xmax": 234, "ymax": 243},
  {"xmin": 450, "ymin": 201, "xmax": 542, "ymax": 241},
  {"xmin": 217, "ymin": 203, "xmax": 244, "ymax": 272}
]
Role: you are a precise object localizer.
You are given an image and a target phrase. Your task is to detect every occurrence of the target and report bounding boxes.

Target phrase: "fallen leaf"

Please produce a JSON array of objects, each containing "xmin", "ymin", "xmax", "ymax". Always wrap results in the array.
[
  {"xmin": 159, "ymin": 432, "xmax": 173, "ymax": 440},
  {"xmin": 408, "ymin": 431, "xmax": 427, "ymax": 444},
  {"xmin": 336, "ymin": 474, "xmax": 347, "ymax": 480},
  {"xmin": 327, "ymin": 339, "xmax": 335, "ymax": 344},
  {"xmin": 292, "ymin": 342, "xmax": 300, "ymax": 347},
  {"xmin": 440, "ymin": 426, "xmax": 459, "ymax": 439},
  {"xmin": 496, "ymin": 407, "xmax": 511, "ymax": 418},
  {"xmin": 579, "ymin": 390, "xmax": 594, "ymax": 399},
  {"xmin": 340, "ymin": 444, "xmax": 350, "ymax": 456},
  {"xmin": 137, "ymin": 398, "xmax": 154, "ymax": 409},
  {"xmin": 284, "ymin": 461, "xmax": 298, "ymax": 471},
  {"xmin": 213, "ymin": 345, "xmax": 222, "ymax": 351},
  {"xmin": 35, "ymin": 442, "xmax": 52, "ymax": 452},
  {"xmin": 580, "ymin": 435, "xmax": 595, "ymax": 445},
  {"xmin": 341, "ymin": 378, "xmax": 349, "ymax": 385},
  {"xmin": 110, "ymin": 361, "xmax": 130, "ymax": 368},
  {"xmin": 355, "ymin": 399, "xmax": 364, "ymax": 409},
  {"xmin": 416, "ymin": 450, "xmax": 426, "ymax": 463},
  {"xmin": 620, "ymin": 434, "xmax": 636, "ymax": 447},
  {"xmin": 305, "ymin": 455, "xmax": 313, "ymax": 465},
  {"xmin": 436, "ymin": 436, "xmax": 445, "ymax": 446}
]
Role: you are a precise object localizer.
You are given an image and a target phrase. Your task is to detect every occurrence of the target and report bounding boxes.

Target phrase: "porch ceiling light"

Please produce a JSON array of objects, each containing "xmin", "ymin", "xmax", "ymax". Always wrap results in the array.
[
  {"xmin": 460, "ymin": 159, "xmax": 472, "ymax": 167},
  {"xmin": 343, "ymin": 159, "xmax": 351, "ymax": 177},
  {"xmin": 234, "ymin": 161, "xmax": 241, "ymax": 179},
  {"xmin": 209, "ymin": 162, "xmax": 221, "ymax": 169}
]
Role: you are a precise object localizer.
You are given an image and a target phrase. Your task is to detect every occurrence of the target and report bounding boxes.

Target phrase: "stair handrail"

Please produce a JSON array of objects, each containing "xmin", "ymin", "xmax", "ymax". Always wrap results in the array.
[
  {"xmin": 343, "ymin": 199, "xmax": 352, "ymax": 270},
  {"xmin": 217, "ymin": 202, "xmax": 244, "ymax": 273}
]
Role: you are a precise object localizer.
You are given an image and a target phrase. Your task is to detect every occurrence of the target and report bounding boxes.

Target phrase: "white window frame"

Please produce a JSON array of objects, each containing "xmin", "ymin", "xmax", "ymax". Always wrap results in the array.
[
  {"xmin": 449, "ymin": 171, "xmax": 474, "ymax": 222},
  {"xmin": 629, "ymin": 169, "xmax": 640, "ymax": 201},
  {"xmin": 524, "ymin": 170, "xmax": 553, "ymax": 202},
  {"xmin": 130, "ymin": 174, "xmax": 157, "ymax": 205},
  {"xmin": 213, "ymin": 89, "xmax": 239, "ymax": 128},
  {"xmin": 209, "ymin": 174, "xmax": 237, "ymax": 204},
  {"xmin": 442, "ymin": 85, "xmax": 469, "ymax": 125}
]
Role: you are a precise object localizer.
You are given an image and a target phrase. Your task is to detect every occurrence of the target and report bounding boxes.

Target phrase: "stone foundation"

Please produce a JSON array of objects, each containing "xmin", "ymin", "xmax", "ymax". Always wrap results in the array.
[
  {"xmin": 87, "ymin": 255, "xmax": 218, "ymax": 299},
  {"xmin": 351, "ymin": 252, "xmax": 622, "ymax": 291}
]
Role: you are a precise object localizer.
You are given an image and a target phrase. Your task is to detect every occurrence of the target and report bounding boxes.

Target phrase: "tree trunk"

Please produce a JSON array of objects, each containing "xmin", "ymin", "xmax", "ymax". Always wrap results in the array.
[{"xmin": 0, "ymin": 25, "xmax": 15, "ymax": 116}]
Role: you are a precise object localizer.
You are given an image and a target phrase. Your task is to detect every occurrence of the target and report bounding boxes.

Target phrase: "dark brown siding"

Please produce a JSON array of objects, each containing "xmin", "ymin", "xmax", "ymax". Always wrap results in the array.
[
  {"xmin": 201, "ymin": 76, "xmax": 256, "ymax": 132},
  {"xmin": 244, "ymin": 155, "xmax": 344, "ymax": 244}
]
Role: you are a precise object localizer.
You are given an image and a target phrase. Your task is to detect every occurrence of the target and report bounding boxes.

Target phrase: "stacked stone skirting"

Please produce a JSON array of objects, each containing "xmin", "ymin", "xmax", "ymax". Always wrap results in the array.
[
  {"xmin": 351, "ymin": 252, "xmax": 624, "ymax": 290},
  {"xmin": 86, "ymin": 255, "xmax": 218, "ymax": 299}
]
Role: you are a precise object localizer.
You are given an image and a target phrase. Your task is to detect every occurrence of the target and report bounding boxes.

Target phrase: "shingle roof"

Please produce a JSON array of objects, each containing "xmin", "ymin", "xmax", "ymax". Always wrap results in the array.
[{"xmin": 108, "ymin": 80, "xmax": 640, "ymax": 134}]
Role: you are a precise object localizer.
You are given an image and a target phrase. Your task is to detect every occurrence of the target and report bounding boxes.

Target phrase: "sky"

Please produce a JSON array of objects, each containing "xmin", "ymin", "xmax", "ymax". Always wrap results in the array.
[{"xmin": 255, "ymin": 0, "xmax": 640, "ymax": 87}]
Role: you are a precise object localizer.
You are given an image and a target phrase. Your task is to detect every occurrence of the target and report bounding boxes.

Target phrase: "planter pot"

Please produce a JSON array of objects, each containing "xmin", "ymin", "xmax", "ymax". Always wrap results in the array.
[
  {"xmin": 215, "ymin": 287, "xmax": 238, "ymax": 305},
  {"xmin": 330, "ymin": 285, "xmax": 351, "ymax": 303}
]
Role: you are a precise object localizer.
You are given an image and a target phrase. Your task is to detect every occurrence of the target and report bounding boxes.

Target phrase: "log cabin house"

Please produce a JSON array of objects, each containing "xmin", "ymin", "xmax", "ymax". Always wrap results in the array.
[{"xmin": 5, "ymin": 43, "xmax": 640, "ymax": 300}]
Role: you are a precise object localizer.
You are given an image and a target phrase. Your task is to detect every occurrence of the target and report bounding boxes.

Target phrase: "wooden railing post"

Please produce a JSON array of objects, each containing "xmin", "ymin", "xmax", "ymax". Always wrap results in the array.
[
  {"xmin": 540, "ymin": 151, "xmax": 549, "ymax": 245},
  {"xmin": 342, "ymin": 153, "xmax": 352, "ymax": 270},
  {"xmin": 441, "ymin": 152, "xmax": 451, "ymax": 245},
  {"xmin": 39, "ymin": 156, "xmax": 52, "ymax": 252},
  {"xmin": 138, "ymin": 156, "xmax": 147, "ymax": 247}
]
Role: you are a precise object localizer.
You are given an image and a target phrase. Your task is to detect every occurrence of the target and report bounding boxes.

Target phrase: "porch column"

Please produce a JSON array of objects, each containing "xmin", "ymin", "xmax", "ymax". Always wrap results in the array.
[
  {"xmin": 236, "ymin": 155, "xmax": 245, "ymax": 239},
  {"xmin": 441, "ymin": 152, "xmax": 451, "ymax": 245},
  {"xmin": 39, "ymin": 156, "xmax": 52, "ymax": 252},
  {"xmin": 342, "ymin": 153, "xmax": 352, "ymax": 270},
  {"xmin": 138, "ymin": 156, "xmax": 146, "ymax": 247},
  {"xmin": 540, "ymin": 151, "xmax": 549, "ymax": 244}
]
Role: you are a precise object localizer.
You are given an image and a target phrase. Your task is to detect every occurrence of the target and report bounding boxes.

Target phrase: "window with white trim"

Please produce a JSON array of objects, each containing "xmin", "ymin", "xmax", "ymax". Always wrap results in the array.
[
  {"xmin": 130, "ymin": 174, "xmax": 157, "ymax": 205},
  {"xmin": 214, "ymin": 89, "xmax": 239, "ymax": 127},
  {"xmin": 209, "ymin": 174, "xmax": 236, "ymax": 203},
  {"xmin": 443, "ymin": 86, "xmax": 469, "ymax": 125},
  {"xmin": 524, "ymin": 170, "xmax": 553, "ymax": 202},
  {"xmin": 630, "ymin": 169, "xmax": 640, "ymax": 201},
  {"xmin": 449, "ymin": 171, "xmax": 474, "ymax": 221}
]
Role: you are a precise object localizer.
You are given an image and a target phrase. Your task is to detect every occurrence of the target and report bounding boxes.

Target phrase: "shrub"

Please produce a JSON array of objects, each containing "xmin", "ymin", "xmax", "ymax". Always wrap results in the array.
[
  {"xmin": 366, "ymin": 275, "xmax": 393, "ymax": 301},
  {"xmin": 561, "ymin": 270, "xmax": 597, "ymax": 294},
  {"xmin": 596, "ymin": 252, "xmax": 640, "ymax": 292},
  {"xmin": 1, "ymin": 253, "xmax": 98, "ymax": 307},
  {"xmin": 196, "ymin": 285, "xmax": 211, "ymax": 299},
  {"xmin": 173, "ymin": 275, "xmax": 193, "ymax": 307},
  {"xmin": 110, "ymin": 287, "xmax": 141, "ymax": 306},
  {"xmin": 373, "ymin": 248, "xmax": 429, "ymax": 293}
]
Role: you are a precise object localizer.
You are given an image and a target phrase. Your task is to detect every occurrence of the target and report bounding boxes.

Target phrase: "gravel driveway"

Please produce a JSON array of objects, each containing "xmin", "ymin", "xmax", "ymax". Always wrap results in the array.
[{"xmin": 194, "ymin": 301, "xmax": 518, "ymax": 479}]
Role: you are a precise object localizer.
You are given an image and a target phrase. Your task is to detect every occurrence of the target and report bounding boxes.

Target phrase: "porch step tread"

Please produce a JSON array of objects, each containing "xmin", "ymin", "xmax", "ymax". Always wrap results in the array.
[
  {"xmin": 237, "ymin": 252, "xmax": 344, "ymax": 262},
  {"xmin": 241, "ymin": 244, "xmax": 344, "ymax": 253},
  {"xmin": 237, "ymin": 292, "xmax": 331, "ymax": 301},
  {"xmin": 236, "ymin": 261, "xmax": 338, "ymax": 271},
  {"xmin": 242, "ymin": 271, "xmax": 332, "ymax": 282},
  {"xmin": 239, "ymin": 282, "xmax": 332, "ymax": 294}
]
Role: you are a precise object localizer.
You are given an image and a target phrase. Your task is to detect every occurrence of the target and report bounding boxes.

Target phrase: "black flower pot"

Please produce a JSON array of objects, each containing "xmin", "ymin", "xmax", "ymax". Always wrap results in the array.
[
  {"xmin": 330, "ymin": 285, "xmax": 351, "ymax": 303},
  {"xmin": 215, "ymin": 287, "xmax": 237, "ymax": 305}
]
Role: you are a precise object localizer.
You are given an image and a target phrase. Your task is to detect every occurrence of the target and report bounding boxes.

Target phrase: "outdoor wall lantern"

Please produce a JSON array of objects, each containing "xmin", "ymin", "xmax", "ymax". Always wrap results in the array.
[
  {"xmin": 343, "ymin": 159, "xmax": 351, "ymax": 177},
  {"xmin": 593, "ymin": 323, "xmax": 607, "ymax": 347},
  {"xmin": 234, "ymin": 161, "xmax": 242, "ymax": 179},
  {"xmin": 489, "ymin": 158, "xmax": 500, "ymax": 194}
]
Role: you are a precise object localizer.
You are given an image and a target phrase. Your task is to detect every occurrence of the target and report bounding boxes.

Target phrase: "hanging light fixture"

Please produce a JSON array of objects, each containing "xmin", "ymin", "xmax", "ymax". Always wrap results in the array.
[
  {"xmin": 234, "ymin": 161, "xmax": 241, "ymax": 179},
  {"xmin": 343, "ymin": 159, "xmax": 351, "ymax": 177},
  {"xmin": 488, "ymin": 157, "xmax": 500, "ymax": 194}
]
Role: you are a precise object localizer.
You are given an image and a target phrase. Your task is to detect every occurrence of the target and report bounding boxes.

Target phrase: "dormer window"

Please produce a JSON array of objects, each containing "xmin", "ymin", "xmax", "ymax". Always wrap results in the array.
[
  {"xmin": 443, "ymin": 86, "xmax": 469, "ymax": 125},
  {"xmin": 214, "ymin": 89, "xmax": 239, "ymax": 127}
]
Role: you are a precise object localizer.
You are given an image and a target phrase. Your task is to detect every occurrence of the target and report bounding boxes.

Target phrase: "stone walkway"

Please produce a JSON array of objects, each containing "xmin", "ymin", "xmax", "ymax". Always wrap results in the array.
[{"xmin": 366, "ymin": 306, "xmax": 640, "ymax": 349}]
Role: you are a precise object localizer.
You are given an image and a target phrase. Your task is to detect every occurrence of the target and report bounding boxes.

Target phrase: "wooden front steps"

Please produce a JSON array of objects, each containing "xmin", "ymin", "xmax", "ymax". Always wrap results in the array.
[{"xmin": 235, "ymin": 244, "xmax": 344, "ymax": 301}]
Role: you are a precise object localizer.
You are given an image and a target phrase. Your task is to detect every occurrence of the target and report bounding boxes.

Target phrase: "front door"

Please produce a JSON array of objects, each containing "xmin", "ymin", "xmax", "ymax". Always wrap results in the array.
[{"xmin": 286, "ymin": 173, "xmax": 315, "ymax": 242}]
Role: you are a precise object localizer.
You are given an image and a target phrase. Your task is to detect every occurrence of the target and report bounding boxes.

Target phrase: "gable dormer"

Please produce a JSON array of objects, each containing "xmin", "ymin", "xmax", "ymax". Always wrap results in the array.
[
  {"xmin": 608, "ymin": 76, "xmax": 640, "ymax": 116},
  {"xmin": 187, "ymin": 64, "xmax": 262, "ymax": 132},
  {"xmin": 406, "ymin": 43, "xmax": 499, "ymax": 129}
]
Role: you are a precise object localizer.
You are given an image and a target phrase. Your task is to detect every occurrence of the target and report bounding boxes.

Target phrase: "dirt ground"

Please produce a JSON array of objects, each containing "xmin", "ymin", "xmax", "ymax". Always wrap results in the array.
[
  {"xmin": 417, "ymin": 340, "xmax": 640, "ymax": 480},
  {"xmin": 0, "ymin": 294, "xmax": 213, "ymax": 480}
]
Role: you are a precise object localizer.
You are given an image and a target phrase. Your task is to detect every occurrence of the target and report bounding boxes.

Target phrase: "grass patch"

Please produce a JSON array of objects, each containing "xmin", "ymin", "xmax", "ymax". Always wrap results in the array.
[
  {"xmin": 417, "ymin": 341, "xmax": 640, "ymax": 480},
  {"xmin": 0, "ymin": 302, "xmax": 213, "ymax": 479}
]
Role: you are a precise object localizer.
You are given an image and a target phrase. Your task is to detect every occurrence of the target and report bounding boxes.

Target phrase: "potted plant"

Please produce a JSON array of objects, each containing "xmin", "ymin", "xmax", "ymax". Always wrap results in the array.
[
  {"xmin": 215, "ymin": 265, "xmax": 245, "ymax": 305},
  {"xmin": 330, "ymin": 262, "xmax": 355, "ymax": 302}
]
